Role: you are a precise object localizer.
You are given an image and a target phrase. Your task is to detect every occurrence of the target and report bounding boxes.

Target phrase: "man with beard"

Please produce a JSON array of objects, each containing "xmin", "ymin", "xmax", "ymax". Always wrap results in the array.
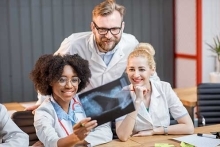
[
  {"xmin": 32, "ymin": 0, "xmax": 140, "ymax": 104},
  {"xmin": 53, "ymin": 0, "xmax": 139, "ymax": 94}
]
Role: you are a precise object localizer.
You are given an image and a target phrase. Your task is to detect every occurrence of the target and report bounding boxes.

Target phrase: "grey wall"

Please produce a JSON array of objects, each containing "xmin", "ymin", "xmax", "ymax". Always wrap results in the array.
[{"xmin": 0, "ymin": 0, "xmax": 174, "ymax": 103}]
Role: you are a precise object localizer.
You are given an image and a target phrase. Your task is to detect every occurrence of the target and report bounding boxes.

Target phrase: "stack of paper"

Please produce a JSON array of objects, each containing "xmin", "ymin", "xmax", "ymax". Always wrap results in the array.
[{"xmin": 173, "ymin": 134, "xmax": 220, "ymax": 147}]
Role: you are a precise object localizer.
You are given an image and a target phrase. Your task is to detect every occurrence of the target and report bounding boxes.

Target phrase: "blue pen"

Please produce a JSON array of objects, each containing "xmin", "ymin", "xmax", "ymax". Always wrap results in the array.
[{"xmin": 197, "ymin": 133, "xmax": 217, "ymax": 139}]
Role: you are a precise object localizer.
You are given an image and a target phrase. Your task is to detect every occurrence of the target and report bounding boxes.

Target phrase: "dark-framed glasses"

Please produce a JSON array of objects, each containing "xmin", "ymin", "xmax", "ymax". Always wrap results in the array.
[
  {"xmin": 57, "ymin": 77, "xmax": 81, "ymax": 87},
  {"xmin": 93, "ymin": 21, "xmax": 122, "ymax": 35}
]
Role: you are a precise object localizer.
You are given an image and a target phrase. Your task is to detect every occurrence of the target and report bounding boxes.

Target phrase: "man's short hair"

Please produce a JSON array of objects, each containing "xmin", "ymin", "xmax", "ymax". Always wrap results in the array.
[{"xmin": 92, "ymin": 0, "xmax": 125, "ymax": 21}]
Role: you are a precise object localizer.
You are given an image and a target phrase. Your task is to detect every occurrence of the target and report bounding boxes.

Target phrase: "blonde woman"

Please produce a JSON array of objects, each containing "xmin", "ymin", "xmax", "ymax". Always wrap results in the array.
[{"xmin": 116, "ymin": 43, "xmax": 194, "ymax": 141}]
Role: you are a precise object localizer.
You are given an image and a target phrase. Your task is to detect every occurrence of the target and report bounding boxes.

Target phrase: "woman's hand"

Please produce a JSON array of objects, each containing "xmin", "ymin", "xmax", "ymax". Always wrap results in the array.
[
  {"xmin": 57, "ymin": 118, "xmax": 97, "ymax": 146},
  {"xmin": 24, "ymin": 104, "xmax": 40, "ymax": 114},
  {"xmin": 132, "ymin": 130, "xmax": 154, "ymax": 137},
  {"xmin": 73, "ymin": 117, "xmax": 97, "ymax": 140},
  {"xmin": 134, "ymin": 86, "xmax": 149, "ymax": 102}
]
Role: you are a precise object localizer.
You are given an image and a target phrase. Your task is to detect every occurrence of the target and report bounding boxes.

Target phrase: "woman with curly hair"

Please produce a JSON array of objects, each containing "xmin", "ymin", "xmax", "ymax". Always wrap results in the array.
[{"xmin": 30, "ymin": 54, "xmax": 97, "ymax": 147}]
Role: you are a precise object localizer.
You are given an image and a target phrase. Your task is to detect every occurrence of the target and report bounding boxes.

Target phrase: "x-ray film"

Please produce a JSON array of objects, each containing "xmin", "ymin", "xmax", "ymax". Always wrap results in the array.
[{"xmin": 78, "ymin": 73, "xmax": 135, "ymax": 126}]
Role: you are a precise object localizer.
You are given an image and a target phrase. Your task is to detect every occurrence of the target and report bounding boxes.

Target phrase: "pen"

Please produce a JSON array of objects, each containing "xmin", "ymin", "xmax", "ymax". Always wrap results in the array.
[{"xmin": 197, "ymin": 133, "xmax": 217, "ymax": 139}]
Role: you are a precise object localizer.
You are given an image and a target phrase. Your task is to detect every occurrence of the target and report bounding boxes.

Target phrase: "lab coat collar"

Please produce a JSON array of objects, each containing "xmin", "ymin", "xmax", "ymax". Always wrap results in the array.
[
  {"xmin": 89, "ymin": 34, "xmax": 106, "ymax": 67},
  {"xmin": 149, "ymin": 80, "xmax": 161, "ymax": 108},
  {"xmin": 136, "ymin": 81, "xmax": 161, "ymax": 124}
]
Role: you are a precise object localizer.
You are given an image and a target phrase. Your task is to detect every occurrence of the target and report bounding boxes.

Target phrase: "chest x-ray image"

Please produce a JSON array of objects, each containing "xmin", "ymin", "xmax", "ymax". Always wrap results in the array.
[{"xmin": 78, "ymin": 74, "xmax": 135, "ymax": 126}]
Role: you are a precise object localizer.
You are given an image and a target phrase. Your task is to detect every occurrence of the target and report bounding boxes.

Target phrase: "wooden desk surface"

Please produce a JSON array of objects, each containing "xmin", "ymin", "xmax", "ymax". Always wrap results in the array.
[
  {"xmin": 97, "ymin": 124, "xmax": 220, "ymax": 147},
  {"xmin": 173, "ymin": 87, "xmax": 197, "ymax": 107},
  {"xmin": 3, "ymin": 100, "xmax": 219, "ymax": 147},
  {"xmin": 3, "ymin": 101, "xmax": 36, "ymax": 111},
  {"xmin": 131, "ymin": 124, "xmax": 220, "ymax": 147},
  {"xmin": 96, "ymin": 139, "xmax": 142, "ymax": 147},
  {"xmin": 3, "ymin": 102, "xmax": 25, "ymax": 111}
]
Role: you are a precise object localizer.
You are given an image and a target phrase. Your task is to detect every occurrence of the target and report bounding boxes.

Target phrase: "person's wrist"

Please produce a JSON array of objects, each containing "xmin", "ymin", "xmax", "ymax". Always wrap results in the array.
[
  {"xmin": 84, "ymin": 139, "xmax": 91, "ymax": 147},
  {"xmin": 135, "ymin": 100, "xmax": 141, "ymax": 104},
  {"xmin": 153, "ymin": 127, "xmax": 163, "ymax": 135},
  {"xmin": 135, "ymin": 98, "xmax": 142, "ymax": 104},
  {"xmin": 163, "ymin": 126, "xmax": 168, "ymax": 135},
  {"xmin": 76, "ymin": 140, "xmax": 90, "ymax": 147}
]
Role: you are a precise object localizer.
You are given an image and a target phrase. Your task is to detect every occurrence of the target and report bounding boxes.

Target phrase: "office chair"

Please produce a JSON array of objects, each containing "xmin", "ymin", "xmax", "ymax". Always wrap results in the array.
[
  {"xmin": 197, "ymin": 83, "xmax": 220, "ymax": 126},
  {"xmin": 11, "ymin": 111, "xmax": 39, "ymax": 146}
]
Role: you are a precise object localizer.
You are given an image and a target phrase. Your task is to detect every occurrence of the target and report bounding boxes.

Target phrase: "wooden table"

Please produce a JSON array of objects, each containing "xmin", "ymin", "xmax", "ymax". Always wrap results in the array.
[
  {"xmin": 3, "ymin": 102, "xmax": 25, "ymax": 111},
  {"xmin": 3, "ymin": 101, "xmax": 37, "ymax": 111},
  {"xmin": 97, "ymin": 124, "xmax": 220, "ymax": 147},
  {"xmin": 131, "ymin": 124, "xmax": 220, "ymax": 147},
  {"xmin": 96, "ymin": 139, "xmax": 142, "ymax": 147},
  {"xmin": 173, "ymin": 87, "xmax": 197, "ymax": 107},
  {"xmin": 173, "ymin": 87, "xmax": 197, "ymax": 122}
]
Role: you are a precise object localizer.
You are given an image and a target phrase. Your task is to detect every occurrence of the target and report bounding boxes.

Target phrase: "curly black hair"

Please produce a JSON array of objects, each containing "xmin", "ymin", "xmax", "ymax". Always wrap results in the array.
[{"xmin": 30, "ymin": 54, "xmax": 91, "ymax": 95}]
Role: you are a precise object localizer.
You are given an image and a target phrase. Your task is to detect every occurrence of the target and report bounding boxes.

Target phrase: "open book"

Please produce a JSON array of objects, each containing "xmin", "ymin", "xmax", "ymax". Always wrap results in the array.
[{"xmin": 78, "ymin": 73, "xmax": 135, "ymax": 126}]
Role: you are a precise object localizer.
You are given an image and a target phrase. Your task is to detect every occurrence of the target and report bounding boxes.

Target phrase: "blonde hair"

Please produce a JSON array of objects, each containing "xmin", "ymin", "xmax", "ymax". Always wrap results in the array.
[
  {"xmin": 128, "ymin": 43, "xmax": 156, "ymax": 69},
  {"xmin": 92, "ymin": 0, "xmax": 125, "ymax": 21}
]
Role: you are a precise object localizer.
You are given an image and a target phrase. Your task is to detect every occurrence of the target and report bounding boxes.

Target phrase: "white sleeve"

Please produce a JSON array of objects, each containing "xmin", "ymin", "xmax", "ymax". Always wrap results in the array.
[
  {"xmin": 36, "ymin": 92, "xmax": 50, "ymax": 105},
  {"xmin": 85, "ymin": 122, "xmax": 112, "ymax": 146},
  {"xmin": 0, "ymin": 104, "xmax": 29, "ymax": 147},
  {"xmin": 54, "ymin": 37, "xmax": 71, "ymax": 55},
  {"xmin": 165, "ymin": 83, "xmax": 188, "ymax": 119},
  {"xmin": 34, "ymin": 105, "xmax": 59, "ymax": 147}
]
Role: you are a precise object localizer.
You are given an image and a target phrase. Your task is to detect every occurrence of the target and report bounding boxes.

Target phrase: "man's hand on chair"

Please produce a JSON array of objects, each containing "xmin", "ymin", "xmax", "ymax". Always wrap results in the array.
[{"xmin": 24, "ymin": 104, "xmax": 40, "ymax": 114}]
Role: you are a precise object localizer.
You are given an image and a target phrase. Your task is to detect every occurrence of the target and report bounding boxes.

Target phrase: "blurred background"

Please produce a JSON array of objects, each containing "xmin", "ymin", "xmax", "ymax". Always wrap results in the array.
[{"xmin": 0, "ymin": 0, "xmax": 219, "ymax": 103}]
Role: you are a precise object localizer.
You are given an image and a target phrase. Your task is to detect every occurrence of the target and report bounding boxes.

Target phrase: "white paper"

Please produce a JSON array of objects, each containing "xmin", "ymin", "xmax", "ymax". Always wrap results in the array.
[{"xmin": 173, "ymin": 134, "xmax": 220, "ymax": 147}]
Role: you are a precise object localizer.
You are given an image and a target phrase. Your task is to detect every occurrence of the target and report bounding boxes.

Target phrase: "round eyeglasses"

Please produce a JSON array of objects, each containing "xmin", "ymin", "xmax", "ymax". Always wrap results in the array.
[
  {"xmin": 57, "ymin": 77, "xmax": 81, "ymax": 87},
  {"xmin": 93, "ymin": 21, "xmax": 122, "ymax": 35}
]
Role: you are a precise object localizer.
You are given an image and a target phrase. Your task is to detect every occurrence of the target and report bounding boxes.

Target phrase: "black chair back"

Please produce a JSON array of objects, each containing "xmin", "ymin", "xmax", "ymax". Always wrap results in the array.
[
  {"xmin": 11, "ymin": 111, "xmax": 39, "ymax": 146},
  {"xmin": 197, "ymin": 83, "xmax": 220, "ymax": 126}
]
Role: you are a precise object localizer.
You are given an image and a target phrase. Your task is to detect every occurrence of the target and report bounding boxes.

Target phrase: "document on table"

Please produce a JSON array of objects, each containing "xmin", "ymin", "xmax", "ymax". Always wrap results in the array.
[{"xmin": 172, "ymin": 134, "xmax": 220, "ymax": 147}]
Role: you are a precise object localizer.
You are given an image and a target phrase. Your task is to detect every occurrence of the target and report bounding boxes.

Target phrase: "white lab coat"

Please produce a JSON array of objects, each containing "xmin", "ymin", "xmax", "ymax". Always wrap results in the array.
[
  {"xmin": 116, "ymin": 80, "xmax": 188, "ymax": 134},
  {"xmin": 35, "ymin": 32, "xmax": 138, "ymax": 146},
  {"xmin": 34, "ymin": 96, "xmax": 112, "ymax": 147},
  {"xmin": 0, "ymin": 104, "xmax": 29, "ymax": 147},
  {"xmin": 54, "ymin": 31, "xmax": 139, "ymax": 93},
  {"xmin": 37, "ymin": 31, "xmax": 139, "ymax": 103}
]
